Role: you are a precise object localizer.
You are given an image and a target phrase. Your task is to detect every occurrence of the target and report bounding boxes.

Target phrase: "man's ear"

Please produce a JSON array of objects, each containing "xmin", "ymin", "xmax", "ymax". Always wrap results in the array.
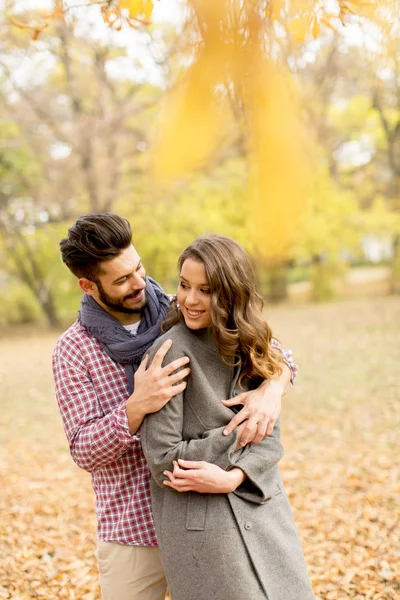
[{"xmin": 78, "ymin": 278, "xmax": 97, "ymax": 296}]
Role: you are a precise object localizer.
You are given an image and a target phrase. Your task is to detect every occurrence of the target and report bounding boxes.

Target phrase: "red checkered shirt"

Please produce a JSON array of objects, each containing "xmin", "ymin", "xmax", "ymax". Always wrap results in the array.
[{"xmin": 52, "ymin": 319, "xmax": 298, "ymax": 546}]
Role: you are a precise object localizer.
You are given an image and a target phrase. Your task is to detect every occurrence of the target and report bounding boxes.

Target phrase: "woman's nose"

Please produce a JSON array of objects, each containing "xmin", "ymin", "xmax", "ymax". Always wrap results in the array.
[{"xmin": 186, "ymin": 289, "xmax": 199, "ymax": 305}]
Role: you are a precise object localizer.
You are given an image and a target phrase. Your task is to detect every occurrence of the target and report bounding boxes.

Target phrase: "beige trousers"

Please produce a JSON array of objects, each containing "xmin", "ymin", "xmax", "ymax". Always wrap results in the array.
[{"xmin": 97, "ymin": 541, "xmax": 167, "ymax": 600}]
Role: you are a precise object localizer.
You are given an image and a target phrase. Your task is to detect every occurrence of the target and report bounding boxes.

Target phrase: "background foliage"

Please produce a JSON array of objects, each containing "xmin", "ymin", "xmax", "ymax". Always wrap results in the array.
[{"xmin": 1, "ymin": 0, "xmax": 399, "ymax": 326}]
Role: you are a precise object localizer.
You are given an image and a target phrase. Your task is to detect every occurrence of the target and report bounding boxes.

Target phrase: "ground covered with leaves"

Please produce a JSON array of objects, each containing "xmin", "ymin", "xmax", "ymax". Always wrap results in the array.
[{"xmin": 0, "ymin": 297, "xmax": 399, "ymax": 599}]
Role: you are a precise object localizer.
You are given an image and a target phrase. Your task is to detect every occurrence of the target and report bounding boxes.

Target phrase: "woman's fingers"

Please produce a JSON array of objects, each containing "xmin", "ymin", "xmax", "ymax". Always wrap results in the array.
[{"xmin": 177, "ymin": 459, "xmax": 204, "ymax": 469}]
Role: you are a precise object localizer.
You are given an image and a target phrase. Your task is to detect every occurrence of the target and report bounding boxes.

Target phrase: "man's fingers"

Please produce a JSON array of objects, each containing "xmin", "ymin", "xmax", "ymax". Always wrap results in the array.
[
  {"xmin": 136, "ymin": 354, "xmax": 149, "ymax": 373},
  {"xmin": 168, "ymin": 367, "xmax": 191, "ymax": 386},
  {"xmin": 167, "ymin": 381, "xmax": 188, "ymax": 399},
  {"xmin": 149, "ymin": 339, "xmax": 173, "ymax": 368},
  {"xmin": 266, "ymin": 417, "xmax": 276, "ymax": 437},
  {"xmin": 164, "ymin": 355, "xmax": 190, "ymax": 376},
  {"xmin": 221, "ymin": 396, "xmax": 244, "ymax": 407},
  {"xmin": 223, "ymin": 408, "xmax": 249, "ymax": 436},
  {"xmin": 251, "ymin": 420, "xmax": 269, "ymax": 445},
  {"xmin": 229, "ymin": 391, "xmax": 248, "ymax": 404},
  {"xmin": 238, "ymin": 417, "xmax": 258, "ymax": 446}
]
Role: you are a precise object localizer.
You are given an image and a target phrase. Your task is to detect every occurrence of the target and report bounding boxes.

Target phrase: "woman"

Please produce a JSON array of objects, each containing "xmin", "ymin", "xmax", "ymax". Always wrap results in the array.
[{"xmin": 140, "ymin": 235, "xmax": 315, "ymax": 600}]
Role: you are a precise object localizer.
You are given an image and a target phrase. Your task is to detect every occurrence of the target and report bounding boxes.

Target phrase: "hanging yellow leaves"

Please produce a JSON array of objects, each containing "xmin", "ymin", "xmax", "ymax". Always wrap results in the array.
[
  {"xmin": 101, "ymin": 0, "xmax": 155, "ymax": 29},
  {"xmin": 151, "ymin": 0, "xmax": 314, "ymax": 260},
  {"xmin": 245, "ymin": 60, "xmax": 313, "ymax": 259},
  {"xmin": 151, "ymin": 51, "xmax": 230, "ymax": 179},
  {"xmin": 288, "ymin": 16, "xmax": 311, "ymax": 43},
  {"xmin": 8, "ymin": 1, "xmax": 65, "ymax": 39}
]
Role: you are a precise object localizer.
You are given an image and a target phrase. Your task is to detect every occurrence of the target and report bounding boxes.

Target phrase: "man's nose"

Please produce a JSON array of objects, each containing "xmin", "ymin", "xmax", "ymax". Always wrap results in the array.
[{"xmin": 133, "ymin": 272, "xmax": 146, "ymax": 289}]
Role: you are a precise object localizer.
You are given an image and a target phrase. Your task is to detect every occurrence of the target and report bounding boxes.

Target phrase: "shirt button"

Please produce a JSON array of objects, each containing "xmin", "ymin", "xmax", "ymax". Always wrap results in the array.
[{"xmin": 244, "ymin": 522, "xmax": 252, "ymax": 531}]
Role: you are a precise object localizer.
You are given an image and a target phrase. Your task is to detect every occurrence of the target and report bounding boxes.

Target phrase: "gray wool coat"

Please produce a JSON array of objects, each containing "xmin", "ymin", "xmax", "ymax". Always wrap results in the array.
[{"xmin": 140, "ymin": 323, "xmax": 315, "ymax": 600}]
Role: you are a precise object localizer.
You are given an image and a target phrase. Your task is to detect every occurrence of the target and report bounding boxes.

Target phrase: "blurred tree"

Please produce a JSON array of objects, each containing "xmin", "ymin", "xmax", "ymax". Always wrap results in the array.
[
  {"xmin": 2, "ymin": 0, "xmax": 399, "ymax": 325},
  {"xmin": 287, "ymin": 25, "xmax": 400, "ymax": 296},
  {"xmin": 0, "ymin": 14, "xmax": 171, "ymax": 324}
]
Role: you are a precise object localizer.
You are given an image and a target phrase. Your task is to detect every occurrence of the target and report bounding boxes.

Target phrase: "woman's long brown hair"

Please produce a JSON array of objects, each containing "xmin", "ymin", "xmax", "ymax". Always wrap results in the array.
[{"xmin": 162, "ymin": 235, "xmax": 284, "ymax": 383}]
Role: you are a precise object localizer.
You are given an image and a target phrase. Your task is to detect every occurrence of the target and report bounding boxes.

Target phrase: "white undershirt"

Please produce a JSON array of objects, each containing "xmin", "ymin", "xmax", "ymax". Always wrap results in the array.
[{"xmin": 123, "ymin": 320, "xmax": 141, "ymax": 336}]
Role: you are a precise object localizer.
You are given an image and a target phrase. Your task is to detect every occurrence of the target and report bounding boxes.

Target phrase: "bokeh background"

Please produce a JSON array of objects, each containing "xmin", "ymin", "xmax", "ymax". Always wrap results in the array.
[{"xmin": 0, "ymin": 1, "xmax": 399, "ymax": 599}]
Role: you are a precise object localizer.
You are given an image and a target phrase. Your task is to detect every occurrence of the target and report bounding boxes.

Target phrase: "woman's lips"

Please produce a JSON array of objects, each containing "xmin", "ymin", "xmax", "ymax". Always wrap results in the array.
[{"xmin": 185, "ymin": 308, "xmax": 205, "ymax": 319}]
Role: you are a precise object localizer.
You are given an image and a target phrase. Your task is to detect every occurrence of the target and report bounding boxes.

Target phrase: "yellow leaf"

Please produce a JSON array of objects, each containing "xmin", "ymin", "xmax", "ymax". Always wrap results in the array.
[
  {"xmin": 150, "ymin": 50, "xmax": 229, "ymax": 180},
  {"xmin": 245, "ymin": 60, "xmax": 314, "ymax": 259},
  {"xmin": 119, "ymin": 0, "xmax": 154, "ymax": 20},
  {"xmin": 266, "ymin": 0, "xmax": 284, "ymax": 21},
  {"xmin": 321, "ymin": 15, "xmax": 337, "ymax": 30},
  {"xmin": 312, "ymin": 16, "xmax": 321, "ymax": 39},
  {"xmin": 288, "ymin": 16, "xmax": 310, "ymax": 44}
]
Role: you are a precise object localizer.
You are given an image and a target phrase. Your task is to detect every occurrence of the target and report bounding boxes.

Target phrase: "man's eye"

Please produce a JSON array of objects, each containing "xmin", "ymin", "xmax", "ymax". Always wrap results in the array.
[
  {"xmin": 117, "ymin": 278, "xmax": 128, "ymax": 285},
  {"xmin": 136, "ymin": 262, "xmax": 142, "ymax": 271}
]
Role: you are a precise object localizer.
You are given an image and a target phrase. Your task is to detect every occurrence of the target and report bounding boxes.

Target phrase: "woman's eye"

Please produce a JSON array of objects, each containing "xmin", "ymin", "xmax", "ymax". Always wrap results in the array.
[
  {"xmin": 179, "ymin": 282, "xmax": 188, "ymax": 290},
  {"xmin": 201, "ymin": 289, "xmax": 211, "ymax": 294}
]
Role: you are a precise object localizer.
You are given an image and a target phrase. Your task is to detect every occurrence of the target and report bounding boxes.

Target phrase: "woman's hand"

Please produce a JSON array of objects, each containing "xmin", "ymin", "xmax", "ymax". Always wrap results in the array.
[{"xmin": 163, "ymin": 459, "xmax": 246, "ymax": 494}]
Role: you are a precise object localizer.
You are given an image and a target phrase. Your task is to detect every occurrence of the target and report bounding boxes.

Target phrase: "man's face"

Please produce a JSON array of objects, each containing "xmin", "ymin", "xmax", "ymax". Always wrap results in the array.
[{"xmin": 83, "ymin": 245, "xmax": 147, "ymax": 323}]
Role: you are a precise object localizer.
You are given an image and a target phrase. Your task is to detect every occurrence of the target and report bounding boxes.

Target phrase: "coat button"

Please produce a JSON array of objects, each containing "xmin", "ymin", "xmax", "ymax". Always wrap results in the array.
[{"xmin": 244, "ymin": 522, "xmax": 252, "ymax": 531}]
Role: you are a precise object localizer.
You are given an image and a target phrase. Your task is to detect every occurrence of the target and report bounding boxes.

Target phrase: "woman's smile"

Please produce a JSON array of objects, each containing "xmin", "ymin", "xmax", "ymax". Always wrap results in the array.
[
  {"xmin": 177, "ymin": 259, "xmax": 212, "ymax": 329},
  {"xmin": 185, "ymin": 309, "xmax": 206, "ymax": 318}
]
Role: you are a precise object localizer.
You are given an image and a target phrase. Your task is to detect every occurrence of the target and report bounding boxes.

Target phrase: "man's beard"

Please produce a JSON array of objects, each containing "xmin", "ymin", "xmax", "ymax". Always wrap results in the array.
[{"xmin": 96, "ymin": 279, "xmax": 148, "ymax": 315}]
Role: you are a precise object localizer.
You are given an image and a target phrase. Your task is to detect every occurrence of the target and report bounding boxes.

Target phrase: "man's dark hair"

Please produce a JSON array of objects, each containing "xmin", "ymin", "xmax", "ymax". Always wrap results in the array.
[{"xmin": 60, "ymin": 213, "xmax": 132, "ymax": 280}]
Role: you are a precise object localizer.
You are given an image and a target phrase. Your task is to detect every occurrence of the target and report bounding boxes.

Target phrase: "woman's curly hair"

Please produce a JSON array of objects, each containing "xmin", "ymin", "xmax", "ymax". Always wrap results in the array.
[{"xmin": 162, "ymin": 235, "xmax": 284, "ymax": 384}]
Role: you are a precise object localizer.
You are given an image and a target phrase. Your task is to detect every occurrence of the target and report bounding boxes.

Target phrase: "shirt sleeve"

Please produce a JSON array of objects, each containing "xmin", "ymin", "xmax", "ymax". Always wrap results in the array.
[
  {"xmin": 52, "ymin": 341, "xmax": 136, "ymax": 473},
  {"xmin": 271, "ymin": 338, "xmax": 298, "ymax": 385}
]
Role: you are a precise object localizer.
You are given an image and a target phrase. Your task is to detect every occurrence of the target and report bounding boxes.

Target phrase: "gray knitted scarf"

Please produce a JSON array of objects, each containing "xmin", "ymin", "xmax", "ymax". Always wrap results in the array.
[{"xmin": 79, "ymin": 277, "xmax": 170, "ymax": 394}]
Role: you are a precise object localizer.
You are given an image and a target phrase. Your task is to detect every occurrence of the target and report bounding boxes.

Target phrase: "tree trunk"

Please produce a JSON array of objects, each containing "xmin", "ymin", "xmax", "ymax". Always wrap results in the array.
[
  {"xmin": 38, "ymin": 287, "xmax": 61, "ymax": 328},
  {"xmin": 257, "ymin": 261, "xmax": 289, "ymax": 303},
  {"xmin": 267, "ymin": 266, "xmax": 289, "ymax": 303},
  {"xmin": 390, "ymin": 234, "xmax": 400, "ymax": 294}
]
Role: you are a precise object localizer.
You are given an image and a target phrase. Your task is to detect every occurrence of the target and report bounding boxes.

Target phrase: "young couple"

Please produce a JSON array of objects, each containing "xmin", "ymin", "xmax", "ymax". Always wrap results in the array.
[{"xmin": 53, "ymin": 213, "xmax": 315, "ymax": 600}]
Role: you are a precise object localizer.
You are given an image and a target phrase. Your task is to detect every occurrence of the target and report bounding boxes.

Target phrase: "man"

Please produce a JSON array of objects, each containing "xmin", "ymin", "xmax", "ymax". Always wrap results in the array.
[{"xmin": 53, "ymin": 213, "xmax": 297, "ymax": 600}]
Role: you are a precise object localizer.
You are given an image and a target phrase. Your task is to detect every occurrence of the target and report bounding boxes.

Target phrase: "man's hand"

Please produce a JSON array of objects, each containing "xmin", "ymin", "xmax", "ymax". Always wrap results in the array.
[
  {"xmin": 126, "ymin": 339, "xmax": 190, "ymax": 434},
  {"xmin": 221, "ymin": 364, "xmax": 291, "ymax": 446},
  {"xmin": 162, "ymin": 459, "xmax": 246, "ymax": 494}
]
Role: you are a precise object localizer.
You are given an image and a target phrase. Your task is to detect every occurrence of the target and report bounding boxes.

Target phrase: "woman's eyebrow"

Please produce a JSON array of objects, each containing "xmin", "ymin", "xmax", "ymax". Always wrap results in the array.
[{"xmin": 180, "ymin": 276, "xmax": 210, "ymax": 286}]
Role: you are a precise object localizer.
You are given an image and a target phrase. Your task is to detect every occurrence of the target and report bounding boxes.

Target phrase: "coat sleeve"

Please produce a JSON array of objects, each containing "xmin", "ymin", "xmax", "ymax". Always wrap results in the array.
[
  {"xmin": 141, "ymin": 398, "xmax": 240, "ymax": 489},
  {"xmin": 227, "ymin": 418, "xmax": 284, "ymax": 505},
  {"xmin": 140, "ymin": 340, "xmax": 240, "ymax": 489}
]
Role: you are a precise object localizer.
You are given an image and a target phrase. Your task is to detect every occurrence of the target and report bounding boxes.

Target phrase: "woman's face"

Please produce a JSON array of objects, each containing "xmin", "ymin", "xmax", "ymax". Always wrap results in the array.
[{"xmin": 178, "ymin": 258, "xmax": 212, "ymax": 330}]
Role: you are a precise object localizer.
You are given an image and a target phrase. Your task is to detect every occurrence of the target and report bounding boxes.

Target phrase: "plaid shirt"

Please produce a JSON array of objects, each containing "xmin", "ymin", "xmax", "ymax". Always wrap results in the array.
[{"xmin": 53, "ymin": 320, "xmax": 298, "ymax": 547}]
